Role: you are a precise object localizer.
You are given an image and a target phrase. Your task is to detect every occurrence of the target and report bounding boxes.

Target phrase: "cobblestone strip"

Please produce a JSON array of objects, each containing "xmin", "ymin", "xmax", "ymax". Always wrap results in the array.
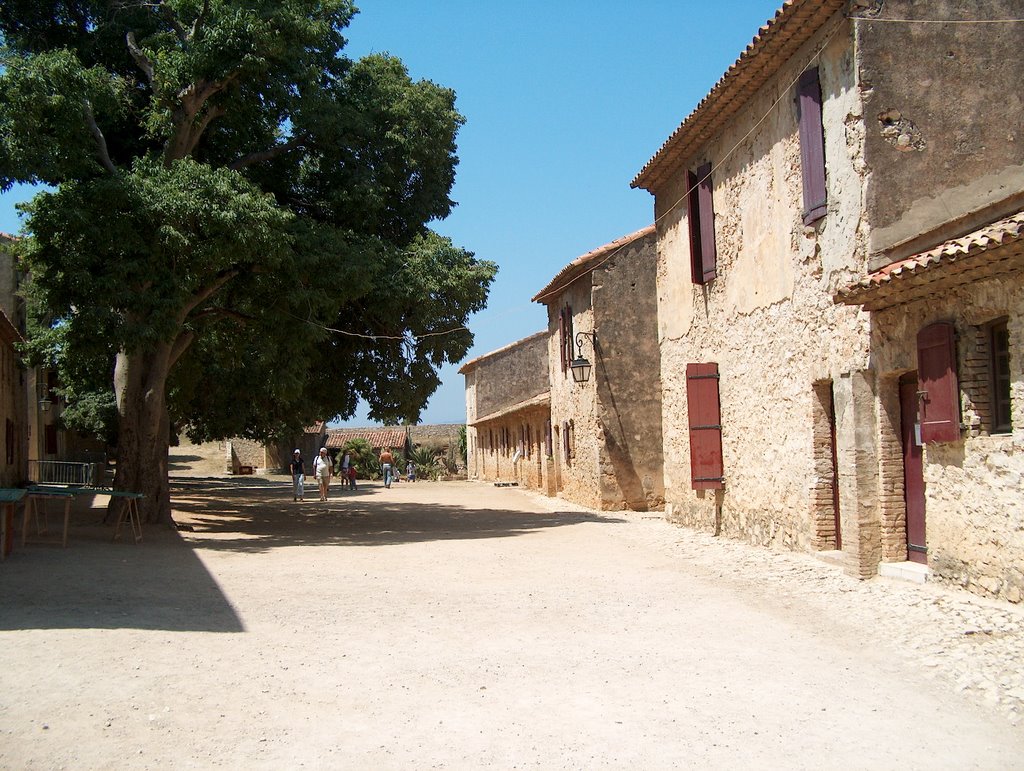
[{"xmin": 530, "ymin": 492, "xmax": 1024, "ymax": 727}]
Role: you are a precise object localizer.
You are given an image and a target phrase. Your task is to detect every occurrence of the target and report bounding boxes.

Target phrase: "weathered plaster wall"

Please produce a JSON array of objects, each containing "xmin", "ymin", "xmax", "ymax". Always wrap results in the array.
[
  {"xmin": 546, "ymin": 281, "xmax": 601, "ymax": 509},
  {"xmin": 473, "ymin": 333, "xmax": 549, "ymax": 420},
  {"xmin": 858, "ymin": 0, "xmax": 1024, "ymax": 263},
  {"xmin": 654, "ymin": 16, "xmax": 872, "ymax": 553},
  {"xmin": 472, "ymin": 407, "xmax": 550, "ymax": 491},
  {"xmin": 870, "ymin": 274, "xmax": 1024, "ymax": 602},
  {"xmin": 592, "ymin": 231, "xmax": 665, "ymax": 511}
]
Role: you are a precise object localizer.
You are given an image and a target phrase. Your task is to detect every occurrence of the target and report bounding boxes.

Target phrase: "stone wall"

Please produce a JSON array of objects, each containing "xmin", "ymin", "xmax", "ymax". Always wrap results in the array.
[
  {"xmin": 473, "ymin": 333, "xmax": 549, "ymax": 420},
  {"xmin": 592, "ymin": 230, "xmax": 664, "ymax": 511},
  {"xmin": 870, "ymin": 272, "xmax": 1024, "ymax": 602},
  {"xmin": 653, "ymin": 15, "xmax": 873, "ymax": 556},
  {"xmin": 472, "ymin": 405, "xmax": 551, "ymax": 492},
  {"xmin": 858, "ymin": 0, "xmax": 1024, "ymax": 265},
  {"xmin": 546, "ymin": 281, "xmax": 602, "ymax": 509}
]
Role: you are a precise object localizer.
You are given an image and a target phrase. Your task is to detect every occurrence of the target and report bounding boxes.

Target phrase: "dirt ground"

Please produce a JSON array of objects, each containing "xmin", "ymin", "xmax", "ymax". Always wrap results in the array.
[{"xmin": 2, "ymin": 442, "xmax": 1023, "ymax": 769}]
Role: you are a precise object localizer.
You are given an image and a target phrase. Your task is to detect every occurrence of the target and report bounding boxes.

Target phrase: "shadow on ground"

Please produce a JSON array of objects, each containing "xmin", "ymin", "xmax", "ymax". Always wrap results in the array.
[
  {"xmin": 171, "ymin": 475, "xmax": 623, "ymax": 554},
  {"xmin": 0, "ymin": 476, "xmax": 620, "ymax": 634}
]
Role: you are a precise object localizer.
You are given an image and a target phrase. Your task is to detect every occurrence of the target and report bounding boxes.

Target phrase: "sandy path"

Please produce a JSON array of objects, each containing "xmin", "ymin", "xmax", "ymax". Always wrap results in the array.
[{"xmin": 1, "ymin": 466, "xmax": 1022, "ymax": 769}]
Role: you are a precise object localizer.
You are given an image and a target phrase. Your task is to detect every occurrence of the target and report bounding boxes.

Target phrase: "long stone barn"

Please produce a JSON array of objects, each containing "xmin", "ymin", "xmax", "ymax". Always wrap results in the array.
[{"xmin": 631, "ymin": 0, "xmax": 1024, "ymax": 602}]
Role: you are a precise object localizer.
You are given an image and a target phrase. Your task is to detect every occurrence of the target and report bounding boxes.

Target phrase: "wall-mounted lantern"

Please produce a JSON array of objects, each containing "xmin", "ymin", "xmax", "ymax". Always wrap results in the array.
[{"xmin": 570, "ymin": 331, "xmax": 597, "ymax": 384}]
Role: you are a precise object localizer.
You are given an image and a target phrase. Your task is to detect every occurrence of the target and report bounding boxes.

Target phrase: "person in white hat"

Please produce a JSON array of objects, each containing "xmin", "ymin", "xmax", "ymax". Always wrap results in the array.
[{"xmin": 289, "ymin": 449, "xmax": 306, "ymax": 501}]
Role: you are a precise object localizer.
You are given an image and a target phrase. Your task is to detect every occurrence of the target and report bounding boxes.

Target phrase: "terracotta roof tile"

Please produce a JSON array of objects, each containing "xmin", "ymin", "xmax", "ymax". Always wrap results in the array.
[
  {"xmin": 324, "ymin": 427, "xmax": 408, "ymax": 450},
  {"xmin": 531, "ymin": 224, "xmax": 656, "ymax": 304},
  {"xmin": 632, "ymin": 0, "xmax": 847, "ymax": 192},
  {"xmin": 835, "ymin": 211, "xmax": 1024, "ymax": 310}
]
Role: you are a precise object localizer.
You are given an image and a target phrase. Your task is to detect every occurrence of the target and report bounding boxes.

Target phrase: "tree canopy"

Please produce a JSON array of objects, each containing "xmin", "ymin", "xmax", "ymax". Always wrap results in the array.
[{"xmin": 0, "ymin": 0, "xmax": 497, "ymax": 519}]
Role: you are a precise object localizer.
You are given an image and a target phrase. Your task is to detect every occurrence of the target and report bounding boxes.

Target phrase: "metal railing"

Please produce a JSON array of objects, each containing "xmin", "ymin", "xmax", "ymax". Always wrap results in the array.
[{"xmin": 28, "ymin": 460, "xmax": 106, "ymax": 488}]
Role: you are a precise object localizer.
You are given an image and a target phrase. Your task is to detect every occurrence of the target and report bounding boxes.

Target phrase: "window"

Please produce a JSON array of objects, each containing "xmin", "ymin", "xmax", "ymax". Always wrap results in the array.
[
  {"xmin": 917, "ymin": 321, "xmax": 961, "ymax": 443},
  {"xmin": 558, "ymin": 305, "xmax": 574, "ymax": 375},
  {"xmin": 687, "ymin": 163, "xmax": 717, "ymax": 284},
  {"xmin": 686, "ymin": 363, "xmax": 724, "ymax": 489},
  {"xmin": 991, "ymin": 319, "xmax": 1012, "ymax": 433},
  {"xmin": 797, "ymin": 67, "xmax": 827, "ymax": 225}
]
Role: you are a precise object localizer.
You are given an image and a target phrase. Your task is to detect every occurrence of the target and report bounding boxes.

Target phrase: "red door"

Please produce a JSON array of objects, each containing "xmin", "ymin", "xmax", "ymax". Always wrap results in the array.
[{"xmin": 899, "ymin": 375, "xmax": 927, "ymax": 564}]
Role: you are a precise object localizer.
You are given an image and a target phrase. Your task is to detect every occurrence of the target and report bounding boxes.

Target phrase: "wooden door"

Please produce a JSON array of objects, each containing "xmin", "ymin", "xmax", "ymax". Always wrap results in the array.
[{"xmin": 899, "ymin": 375, "xmax": 927, "ymax": 564}]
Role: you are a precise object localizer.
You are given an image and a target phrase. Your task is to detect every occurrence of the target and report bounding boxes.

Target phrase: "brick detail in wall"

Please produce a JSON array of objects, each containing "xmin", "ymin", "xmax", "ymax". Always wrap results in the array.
[
  {"xmin": 810, "ymin": 381, "xmax": 839, "ymax": 551},
  {"xmin": 878, "ymin": 378, "xmax": 908, "ymax": 563},
  {"xmin": 959, "ymin": 325, "xmax": 993, "ymax": 437}
]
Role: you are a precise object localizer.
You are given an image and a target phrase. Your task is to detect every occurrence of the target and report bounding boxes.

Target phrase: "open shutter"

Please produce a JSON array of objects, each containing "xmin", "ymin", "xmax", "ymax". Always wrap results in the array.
[
  {"xmin": 917, "ymin": 322, "xmax": 961, "ymax": 443},
  {"xmin": 687, "ymin": 170, "xmax": 703, "ymax": 284},
  {"xmin": 558, "ymin": 308, "xmax": 567, "ymax": 373},
  {"xmin": 696, "ymin": 163, "xmax": 717, "ymax": 283},
  {"xmin": 686, "ymin": 363, "xmax": 724, "ymax": 489},
  {"xmin": 562, "ymin": 421, "xmax": 571, "ymax": 465},
  {"xmin": 797, "ymin": 67, "xmax": 827, "ymax": 225},
  {"xmin": 545, "ymin": 420, "xmax": 552, "ymax": 456}
]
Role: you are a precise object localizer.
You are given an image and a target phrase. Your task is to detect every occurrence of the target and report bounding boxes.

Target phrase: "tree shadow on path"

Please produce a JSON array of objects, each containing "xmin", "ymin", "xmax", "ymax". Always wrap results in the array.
[{"xmin": 171, "ymin": 475, "xmax": 625, "ymax": 554}]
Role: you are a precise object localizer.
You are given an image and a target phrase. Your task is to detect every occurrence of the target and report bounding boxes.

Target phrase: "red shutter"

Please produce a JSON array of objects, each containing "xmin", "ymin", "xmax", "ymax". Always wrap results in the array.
[
  {"xmin": 686, "ymin": 363, "xmax": 724, "ymax": 489},
  {"xmin": 558, "ymin": 308, "xmax": 567, "ymax": 373},
  {"xmin": 687, "ymin": 170, "xmax": 703, "ymax": 284},
  {"xmin": 564, "ymin": 305, "xmax": 574, "ymax": 369},
  {"xmin": 696, "ymin": 163, "xmax": 717, "ymax": 283},
  {"xmin": 797, "ymin": 67, "xmax": 827, "ymax": 225},
  {"xmin": 917, "ymin": 322, "xmax": 961, "ymax": 443}
]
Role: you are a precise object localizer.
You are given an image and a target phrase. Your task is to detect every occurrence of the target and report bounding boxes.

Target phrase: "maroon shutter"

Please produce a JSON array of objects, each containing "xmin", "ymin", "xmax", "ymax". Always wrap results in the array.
[
  {"xmin": 686, "ymin": 363, "xmax": 724, "ymax": 489},
  {"xmin": 564, "ymin": 306, "xmax": 574, "ymax": 369},
  {"xmin": 696, "ymin": 163, "xmax": 717, "ymax": 283},
  {"xmin": 545, "ymin": 419, "xmax": 552, "ymax": 456},
  {"xmin": 44, "ymin": 424, "xmax": 58, "ymax": 456},
  {"xmin": 917, "ymin": 322, "xmax": 961, "ymax": 443},
  {"xmin": 797, "ymin": 67, "xmax": 827, "ymax": 225},
  {"xmin": 558, "ymin": 308, "xmax": 567, "ymax": 373},
  {"xmin": 687, "ymin": 170, "xmax": 703, "ymax": 284}
]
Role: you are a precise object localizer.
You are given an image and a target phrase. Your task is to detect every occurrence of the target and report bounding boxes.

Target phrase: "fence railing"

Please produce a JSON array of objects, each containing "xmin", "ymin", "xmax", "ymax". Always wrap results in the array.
[{"xmin": 28, "ymin": 460, "xmax": 106, "ymax": 488}]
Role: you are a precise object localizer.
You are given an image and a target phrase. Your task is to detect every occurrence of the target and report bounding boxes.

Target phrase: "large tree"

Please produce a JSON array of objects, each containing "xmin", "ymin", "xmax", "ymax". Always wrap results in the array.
[{"xmin": 0, "ymin": 1, "xmax": 497, "ymax": 522}]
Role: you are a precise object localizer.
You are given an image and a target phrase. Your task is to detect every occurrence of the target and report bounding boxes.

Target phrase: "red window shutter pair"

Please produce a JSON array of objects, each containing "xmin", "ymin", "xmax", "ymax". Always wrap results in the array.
[
  {"xmin": 687, "ymin": 164, "xmax": 717, "ymax": 284},
  {"xmin": 686, "ymin": 363, "xmax": 724, "ymax": 489},
  {"xmin": 797, "ymin": 67, "xmax": 827, "ymax": 225},
  {"xmin": 917, "ymin": 322, "xmax": 961, "ymax": 443},
  {"xmin": 558, "ymin": 306, "xmax": 574, "ymax": 374}
]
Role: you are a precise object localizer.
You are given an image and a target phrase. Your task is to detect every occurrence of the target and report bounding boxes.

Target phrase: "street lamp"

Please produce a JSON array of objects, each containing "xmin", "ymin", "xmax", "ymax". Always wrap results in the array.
[
  {"xmin": 37, "ymin": 382, "xmax": 52, "ymax": 413},
  {"xmin": 570, "ymin": 331, "xmax": 597, "ymax": 384}
]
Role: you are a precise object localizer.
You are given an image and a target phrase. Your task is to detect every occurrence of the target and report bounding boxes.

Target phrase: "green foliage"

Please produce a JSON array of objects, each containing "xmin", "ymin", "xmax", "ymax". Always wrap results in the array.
[
  {"xmin": 407, "ymin": 444, "xmax": 441, "ymax": 481},
  {"xmin": 0, "ymin": 1, "xmax": 498, "ymax": 452},
  {"xmin": 340, "ymin": 438, "xmax": 379, "ymax": 480}
]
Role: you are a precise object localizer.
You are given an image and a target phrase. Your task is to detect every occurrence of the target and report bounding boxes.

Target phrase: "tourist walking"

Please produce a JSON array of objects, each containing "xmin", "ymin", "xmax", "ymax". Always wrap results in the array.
[
  {"xmin": 290, "ymin": 449, "xmax": 305, "ymax": 501},
  {"xmin": 340, "ymin": 451, "xmax": 351, "ymax": 490},
  {"xmin": 347, "ymin": 464, "xmax": 357, "ymax": 490},
  {"xmin": 379, "ymin": 448, "xmax": 394, "ymax": 488},
  {"xmin": 406, "ymin": 461, "xmax": 416, "ymax": 482},
  {"xmin": 314, "ymin": 447, "xmax": 333, "ymax": 501}
]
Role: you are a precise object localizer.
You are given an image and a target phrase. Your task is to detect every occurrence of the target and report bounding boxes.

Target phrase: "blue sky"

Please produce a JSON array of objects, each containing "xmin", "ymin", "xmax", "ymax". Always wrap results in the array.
[{"xmin": 0, "ymin": 0, "xmax": 784, "ymax": 426}]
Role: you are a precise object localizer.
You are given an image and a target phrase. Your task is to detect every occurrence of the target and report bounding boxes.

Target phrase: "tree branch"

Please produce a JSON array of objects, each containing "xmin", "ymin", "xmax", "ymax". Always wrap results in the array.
[
  {"xmin": 177, "ymin": 267, "xmax": 241, "ymax": 325},
  {"xmin": 82, "ymin": 100, "xmax": 117, "ymax": 174},
  {"xmin": 189, "ymin": 306, "xmax": 255, "ymax": 324},
  {"xmin": 229, "ymin": 137, "xmax": 307, "ymax": 170},
  {"xmin": 125, "ymin": 30, "xmax": 154, "ymax": 85},
  {"xmin": 189, "ymin": 0, "xmax": 211, "ymax": 42},
  {"xmin": 168, "ymin": 329, "xmax": 194, "ymax": 369}
]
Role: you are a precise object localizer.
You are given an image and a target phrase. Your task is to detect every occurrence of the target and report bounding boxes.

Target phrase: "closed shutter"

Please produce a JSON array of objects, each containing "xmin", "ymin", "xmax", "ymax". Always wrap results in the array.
[
  {"xmin": 797, "ymin": 67, "xmax": 827, "ymax": 225},
  {"xmin": 686, "ymin": 363, "xmax": 724, "ymax": 489},
  {"xmin": 917, "ymin": 322, "xmax": 961, "ymax": 443}
]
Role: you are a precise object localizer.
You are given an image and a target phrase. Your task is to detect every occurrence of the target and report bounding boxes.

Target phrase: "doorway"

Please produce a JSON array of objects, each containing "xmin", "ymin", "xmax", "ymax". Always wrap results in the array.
[{"xmin": 899, "ymin": 374, "xmax": 927, "ymax": 564}]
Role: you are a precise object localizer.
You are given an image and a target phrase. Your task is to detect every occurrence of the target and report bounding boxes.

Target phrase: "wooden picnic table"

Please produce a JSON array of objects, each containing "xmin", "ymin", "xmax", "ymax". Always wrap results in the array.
[{"xmin": 0, "ymin": 488, "xmax": 27, "ymax": 560}]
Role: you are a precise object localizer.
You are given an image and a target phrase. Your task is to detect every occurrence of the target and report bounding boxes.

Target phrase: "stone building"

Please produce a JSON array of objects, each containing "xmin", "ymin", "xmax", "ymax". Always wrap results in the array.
[
  {"xmin": 0, "ymin": 234, "xmax": 29, "ymax": 485},
  {"xmin": 532, "ymin": 226, "xmax": 664, "ymax": 511},
  {"xmin": 460, "ymin": 332, "xmax": 552, "ymax": 492},
  {"xmin": 632, "ymin": 0, "xmax": 1024, "ymax": 601}
]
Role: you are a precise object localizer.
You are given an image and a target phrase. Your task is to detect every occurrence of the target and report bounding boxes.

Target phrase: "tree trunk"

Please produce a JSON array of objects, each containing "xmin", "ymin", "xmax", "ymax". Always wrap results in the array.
[{"xmin": 108, "ymin": 344, "xmax": 175, "ymax": 525}]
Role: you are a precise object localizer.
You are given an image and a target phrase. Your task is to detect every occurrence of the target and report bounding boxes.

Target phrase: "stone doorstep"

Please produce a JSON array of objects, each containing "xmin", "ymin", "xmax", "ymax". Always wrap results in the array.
[{"xmin": 879, "ymin": 560, "xmax": 932, "ymax": 584}]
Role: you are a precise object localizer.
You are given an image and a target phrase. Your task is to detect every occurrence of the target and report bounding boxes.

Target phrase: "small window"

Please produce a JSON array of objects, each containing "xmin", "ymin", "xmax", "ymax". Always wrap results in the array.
[
  {"xmin": 991, "ymin": 319, "xmax": 1012, "ymax": 433},
  {"xmin": 687, "ymin": 163, "xmax": 717, "ymax": 284},
  {"xmin": 797, "ymin": 67, "xmax": 827, "ymax": 225}
]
